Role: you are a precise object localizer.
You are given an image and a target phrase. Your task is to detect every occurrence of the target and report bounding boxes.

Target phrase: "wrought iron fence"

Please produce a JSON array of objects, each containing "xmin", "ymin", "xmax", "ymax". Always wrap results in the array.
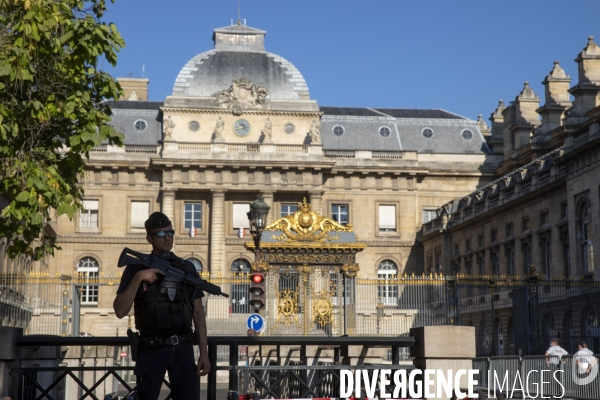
[{"xmin": 3, "ymin": 270, "xmax": 600, "ymax": 357}]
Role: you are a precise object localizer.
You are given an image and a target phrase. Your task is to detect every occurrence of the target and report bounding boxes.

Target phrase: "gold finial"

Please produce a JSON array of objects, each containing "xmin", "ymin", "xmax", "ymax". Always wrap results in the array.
[{"xmin": 298, "ymin": 197, "xmax": 311, "ymax": 212}]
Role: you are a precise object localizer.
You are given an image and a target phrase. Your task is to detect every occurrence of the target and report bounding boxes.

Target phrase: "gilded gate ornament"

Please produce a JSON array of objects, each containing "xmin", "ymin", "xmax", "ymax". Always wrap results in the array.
[
  {"xmin": 342, "ymin": 263, "xmax": 360, "ymax": 277},
  {"xmin": 276, "ymin": 288, "xmax": 299, "ymax": 327},
  {"xmin": 312, "ymin": 290, "xmax": 334, "ymax": 327},
  {"xmin": 265, "ymin": 198, "xmax": 353, "ymax": 243}
]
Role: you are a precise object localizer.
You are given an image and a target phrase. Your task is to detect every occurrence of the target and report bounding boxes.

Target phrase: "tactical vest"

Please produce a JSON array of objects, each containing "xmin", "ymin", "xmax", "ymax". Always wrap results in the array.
[{"xmin": 133, "ymin": 255, "xmax": 195, "ymax": 334}]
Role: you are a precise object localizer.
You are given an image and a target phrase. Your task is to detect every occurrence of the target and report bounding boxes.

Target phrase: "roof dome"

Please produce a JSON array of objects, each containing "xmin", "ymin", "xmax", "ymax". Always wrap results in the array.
[{"xmin": 172, "ymin": 24, "xmax": 310, "ymax": 101}]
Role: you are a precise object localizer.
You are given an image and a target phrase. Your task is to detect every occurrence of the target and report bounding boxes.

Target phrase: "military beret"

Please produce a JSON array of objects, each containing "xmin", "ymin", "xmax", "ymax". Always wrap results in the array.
[{"xmin": 145, "ymin": 212, "xmax": 171, "ymax": 233}]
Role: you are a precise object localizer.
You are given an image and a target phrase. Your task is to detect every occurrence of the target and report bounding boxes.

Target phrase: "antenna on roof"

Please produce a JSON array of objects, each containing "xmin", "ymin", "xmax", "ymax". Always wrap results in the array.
[{"xmin": 142, "ymin": 65, "xmax": 145, "ymax": 78}]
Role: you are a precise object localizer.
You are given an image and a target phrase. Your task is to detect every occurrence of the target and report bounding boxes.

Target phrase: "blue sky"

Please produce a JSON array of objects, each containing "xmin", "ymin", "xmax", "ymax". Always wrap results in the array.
[{"xmin": 104, "ymin": 0, "xmax": 600, "ymax": 121}]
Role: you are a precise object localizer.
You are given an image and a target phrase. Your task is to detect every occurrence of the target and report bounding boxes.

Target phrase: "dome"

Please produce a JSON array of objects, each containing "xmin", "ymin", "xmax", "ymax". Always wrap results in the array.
[{"xmin": 172, "ymin": 24, "xmax": 310, "ymax": 101}]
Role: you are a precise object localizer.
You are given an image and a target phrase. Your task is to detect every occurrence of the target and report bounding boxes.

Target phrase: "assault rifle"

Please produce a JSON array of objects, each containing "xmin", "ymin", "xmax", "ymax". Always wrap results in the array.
[{"xmin": 117, "ymin": 247, "xmax": 229, "ymax": 298}]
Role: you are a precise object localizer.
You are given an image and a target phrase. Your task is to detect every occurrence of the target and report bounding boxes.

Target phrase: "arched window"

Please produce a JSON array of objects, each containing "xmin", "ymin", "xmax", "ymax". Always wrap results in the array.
[
  {"xmin": 579, "ymin": 202, "xmax": 594, "ymax": 273},
  {"xmin": 427, "ymin": 253, "xmax": 433, "ymax": 273},
  {"xmin": 377, "ymin": 260, "xmax": 398, "ymax": 306},
  {"xmin": 77, "ymin": 257, "xmax": 99, "ymax": 304},
  {"xmin": 187, "ymin": 258, "xmax": 203, "ymax": 273},
  {"xmin": 230, "ymin": 259, "xmax": 251, "ymax": 314},
  {"xmin": 231, "ymin": 258, "xmax": 251, "ymax": 273}
]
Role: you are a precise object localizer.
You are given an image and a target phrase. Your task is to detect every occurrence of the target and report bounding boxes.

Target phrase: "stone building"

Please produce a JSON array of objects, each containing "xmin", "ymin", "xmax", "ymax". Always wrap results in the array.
[
  {"xmin": 420, "ymin": 36, "xmax": 600, "ymax": 354},
  {"xmin": 37, "ymin": 22, "xmax": 499, "ymax": 336}
]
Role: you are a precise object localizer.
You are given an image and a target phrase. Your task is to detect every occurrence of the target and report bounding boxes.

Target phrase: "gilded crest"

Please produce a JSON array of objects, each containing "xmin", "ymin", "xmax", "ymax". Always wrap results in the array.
[{"xmin": 266, "ymin": 198, "xmax": 353, "ymax": 243}]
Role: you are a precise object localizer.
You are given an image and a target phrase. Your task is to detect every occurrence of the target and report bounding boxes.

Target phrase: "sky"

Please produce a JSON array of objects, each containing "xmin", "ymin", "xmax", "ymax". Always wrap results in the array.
[{"xmin": 103, "ymin": 0, "xmax": 600, "ymax": 121}]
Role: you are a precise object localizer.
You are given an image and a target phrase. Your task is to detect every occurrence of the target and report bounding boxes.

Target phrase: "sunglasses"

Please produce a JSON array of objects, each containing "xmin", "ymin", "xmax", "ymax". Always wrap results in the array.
[{"xmin": 151, "ymin": 230, "xmax": 175, "ymax": 238}]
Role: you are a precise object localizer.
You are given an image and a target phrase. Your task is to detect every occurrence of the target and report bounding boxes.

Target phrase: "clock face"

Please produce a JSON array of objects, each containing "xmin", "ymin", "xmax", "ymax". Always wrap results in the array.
[{"xmin": 233, "ymin": 119, "xmax": 251, "ymax": 137}]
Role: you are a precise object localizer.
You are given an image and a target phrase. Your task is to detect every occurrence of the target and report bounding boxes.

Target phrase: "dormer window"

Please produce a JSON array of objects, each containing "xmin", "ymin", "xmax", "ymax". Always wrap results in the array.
[
  {"xmin": 461, "ymin": 129, "xmax": 473, "ymax": 140},
  {"xmin": 333, "ymin": 125, "xmax": 345, "ymax": 136},
  {"xmin": 422, "ymin": 128, "xmax": 434, "ymax": 138},
  {"xmin": 134, "ymin": 119, "xmax": 148, "ymax": 132},
  {"xmin": 379, "ymin": 126, "xmax": 391, "ymax": 137}
]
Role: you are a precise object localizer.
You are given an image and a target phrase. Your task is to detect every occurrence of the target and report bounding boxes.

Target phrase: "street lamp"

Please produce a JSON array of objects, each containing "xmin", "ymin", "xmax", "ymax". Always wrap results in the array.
[
  {"xmin": 247, "ymin": 194, "xmax": 270, "ymax": 262},
  {"xmin": 376, "ymin": 298, "xmax": 385, "ymax": 334}
]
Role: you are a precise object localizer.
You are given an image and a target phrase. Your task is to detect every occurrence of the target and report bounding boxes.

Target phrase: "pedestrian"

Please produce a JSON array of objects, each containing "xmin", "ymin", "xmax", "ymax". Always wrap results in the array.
[
  {"xmin": 574, "ymin": 341, "xmax": 596, "ymax": 374},
  {"xmin": 545, "ymin": 338, "xmax": 568, "ymax": 366},
  {"xmin": 113, "ymin": 212, "xmax": 210, "ymax": 400}
]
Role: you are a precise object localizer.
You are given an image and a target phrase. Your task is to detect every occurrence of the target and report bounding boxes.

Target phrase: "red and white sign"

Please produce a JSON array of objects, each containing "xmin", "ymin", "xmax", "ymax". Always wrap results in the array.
[{"xmin": 120, "ymin": 351, "xmax": 127, "ymax": 359}]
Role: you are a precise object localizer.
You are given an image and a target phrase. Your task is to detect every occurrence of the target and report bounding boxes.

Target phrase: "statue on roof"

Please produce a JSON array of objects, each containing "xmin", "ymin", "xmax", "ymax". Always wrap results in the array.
[
  {"xmin": 309, "ymin": 120, "xmax": 321, "ymax": 144},
  {"xmin": 213, "ymin": 116, "xmax": 225, "ymax": 142},
  {"xmin": 261, "ymin": 118, "xmax": 272, "ymax": 143},
  {"xmin": 163, "ymin": 116, "xmax": 175, "ymax": 140},
  {"xmin": 214, "ymin": 77, "xmax": 268, "ymax": 115}
]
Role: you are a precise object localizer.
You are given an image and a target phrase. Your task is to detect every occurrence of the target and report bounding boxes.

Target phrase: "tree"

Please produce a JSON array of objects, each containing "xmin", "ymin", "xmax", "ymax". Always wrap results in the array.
[{"xmin": 0, "ymin": 0, "xmax": 124, "ymax": 259}]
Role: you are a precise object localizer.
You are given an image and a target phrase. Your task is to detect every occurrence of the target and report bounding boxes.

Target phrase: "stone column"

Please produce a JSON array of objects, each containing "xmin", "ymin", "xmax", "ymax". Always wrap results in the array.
[
  {"xmin": 410, "ymin": 326, "xmax": 476, "ymax": 400},
  {"xmin": 309, "ymin": 191, "xmax": 324, "ymax": 215},
  {"xmin": 261, "ymin": 191, "xmax": 275, "ymax": 225},
  {"xmin": 161, "ymin": 190, "xmax": 176, "ymax": 225},
  {"xmin": 210, "ymin": 190, "xmax": 226, "ymax": 275}
]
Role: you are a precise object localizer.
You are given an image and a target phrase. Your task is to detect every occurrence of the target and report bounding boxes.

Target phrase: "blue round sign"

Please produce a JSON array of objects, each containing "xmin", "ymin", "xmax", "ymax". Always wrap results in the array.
[{"xmin": 246, "ymin": 313, "xmax": 265, "ymax": 333}]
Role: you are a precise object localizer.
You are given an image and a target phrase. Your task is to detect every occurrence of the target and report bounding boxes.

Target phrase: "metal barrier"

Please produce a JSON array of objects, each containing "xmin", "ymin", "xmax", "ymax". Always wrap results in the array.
[
  {"xmin": 9, "ymin": 335, "xmax": 414, "ymax": 400},
  {"xmin": 475, "ymin": 354, "xmax": 600, "ymax": 400}
]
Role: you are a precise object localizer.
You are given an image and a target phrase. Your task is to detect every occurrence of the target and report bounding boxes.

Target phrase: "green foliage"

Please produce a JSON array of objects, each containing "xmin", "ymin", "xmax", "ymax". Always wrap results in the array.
[{"xmin": 0, "ymin": 0, "xmax": 124, "ymax": 259}]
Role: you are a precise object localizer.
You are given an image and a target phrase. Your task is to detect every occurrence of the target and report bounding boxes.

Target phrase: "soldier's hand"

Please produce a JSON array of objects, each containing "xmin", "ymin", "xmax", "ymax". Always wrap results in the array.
[
  {"xmin": 137, "ymin": 268, "xmax": 164, "ymax": 284},
  {"xmin": 197, "ymin": 355, "xmax": 211, "ymax": 377}
]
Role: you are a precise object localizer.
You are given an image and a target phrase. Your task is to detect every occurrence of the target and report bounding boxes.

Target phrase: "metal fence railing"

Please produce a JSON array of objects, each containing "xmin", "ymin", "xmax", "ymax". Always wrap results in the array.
[
  {"xmin": 475, "ymin": 354, "xmax": 600, "ymax": 400},
  {"xmin": 3, "ymin": 271, "xmax": 600, "ymax": 358}
]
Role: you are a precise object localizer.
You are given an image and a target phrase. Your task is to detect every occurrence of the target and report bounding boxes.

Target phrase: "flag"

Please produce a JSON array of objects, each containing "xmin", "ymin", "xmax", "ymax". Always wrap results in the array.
[
  {"xmin": 188, "ymin": 226, "xmax": 196, "ymax": 238},
  {"xmin": 237, "ymin": 227, "xmax": 244, "ymax": 238}
]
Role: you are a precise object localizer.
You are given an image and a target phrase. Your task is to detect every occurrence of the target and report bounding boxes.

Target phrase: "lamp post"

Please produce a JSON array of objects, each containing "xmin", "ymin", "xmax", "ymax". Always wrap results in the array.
[
  {"xmin": 376, "ymin": 298, "xmax": 385, "ymax": 335},
  {"xmin": 247, "ymin": 194, "xmax": 271, "ymax": 267}
]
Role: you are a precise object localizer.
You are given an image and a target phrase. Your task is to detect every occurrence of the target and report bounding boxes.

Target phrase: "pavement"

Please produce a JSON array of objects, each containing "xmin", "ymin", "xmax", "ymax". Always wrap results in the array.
[{"xmin": 118, "ymin": 382, "xmax": 231, "ymax": 399}]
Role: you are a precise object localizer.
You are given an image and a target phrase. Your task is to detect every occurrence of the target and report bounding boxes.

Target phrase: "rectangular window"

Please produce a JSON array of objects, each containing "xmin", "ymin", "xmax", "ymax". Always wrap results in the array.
[
  {"xmin": 131, "ymin": 201, "xmax": 149, "ymax": 229},
  {"xmin": 466, "ymin": 239, "xmax": 471, "ymax": 252},
  {"xmin": 422, "ymin": 208, "xmax": 437, "ymax": 224},
  {"xmin": 331, "ymin": 204, "xmax": 349, "ymax": 226},
  {"xmin": 478, "ymin": 234, "xmax": 484, "ymax": 248},
  {"xmin": 491, "ymin": 229, "xmax": 497, "ymax": 243},
  {"xmin": 507, "ymin": 246, "xmax": 515, "ymax": 275},
  {"xmin": 379, "ymin": 205, "xmax": 397, "ymax": 232},
  {"xmin": 280, "ymin": 204, "xmax": 298, "ymax": 217},
  {"xmin": 561, "ymin": 202, "xmax": 568, "ymax": 218},
  {"xmin": 542, "ymin": 237, "xmax": 551, "ymax": 279},
  {"xmin": 184, "ymin": 203, "xmax": 202, "ymax": 230},
  {"xmin": 506, "ymin": 223, "xmax": 513, "ymax": 238},
  {"xmin": 522, "ymin": 217, "xmax": 530, "ymax": 232},
  {"xmin": 506, "ymin": 245, "xmax": 515, "ymax": 275},
  {"xmin": 80, "ymin": 200, "xmax": 99, "ymax": 228},
  {"xmin": 232, "ymin": 203, "xmax": 250, "ymax": 229},
  {"xmin": 540, "ymin": 210, "xmax": 549, "ymax": 226},
  {"xmin": 454, "ymin": 243, "xmax": 460, "ymax": 256}
]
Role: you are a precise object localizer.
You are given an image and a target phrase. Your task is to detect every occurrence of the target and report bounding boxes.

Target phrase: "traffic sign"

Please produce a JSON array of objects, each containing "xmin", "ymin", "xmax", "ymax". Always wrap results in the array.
[
  {"xmin": 246, "ymin": 313, "xmax": 265, "ymax": 333},
  {"xmin": 120, "ymin": 351, "xmax": 127, "ymax": 359}
]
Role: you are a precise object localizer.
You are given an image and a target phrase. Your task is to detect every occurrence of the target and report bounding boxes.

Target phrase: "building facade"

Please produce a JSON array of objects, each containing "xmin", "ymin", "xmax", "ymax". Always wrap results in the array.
[
  {"xmin": 37, "ymin": 23, "xmax": 500, "ymax": 336},
  {"xmin": 420, "ymin": 36, "xmax": 600, "ymax": 354}
]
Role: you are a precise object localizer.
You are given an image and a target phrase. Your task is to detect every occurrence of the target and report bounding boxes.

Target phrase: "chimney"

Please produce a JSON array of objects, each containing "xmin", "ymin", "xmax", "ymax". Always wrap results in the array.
[{"xmin": 118, "ymin": 78, "xmax": 149, "ymax": 101}]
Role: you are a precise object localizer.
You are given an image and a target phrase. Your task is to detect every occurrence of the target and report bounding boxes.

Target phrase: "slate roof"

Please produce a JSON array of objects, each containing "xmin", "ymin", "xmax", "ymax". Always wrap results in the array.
[
  {"xmin": 321, "ymin": 107, "xmax": 465, "ymax": 119},
  {"xmin": 103, "ymin": 101, "xmax": 163, "ymax": 145},
  {"xmin": 320, "ymin": 107, "xmax": 489, "ymax": 154},
  {"xmin": 172, "ymin": 50, "xmax": 309, "ymax": 100}
]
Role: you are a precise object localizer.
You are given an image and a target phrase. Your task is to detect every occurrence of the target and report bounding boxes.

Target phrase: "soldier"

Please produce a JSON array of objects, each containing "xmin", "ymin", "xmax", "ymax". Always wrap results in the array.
[{"xmin": 113, "ymin": 212, "xmax": 210, "ymax": 400}]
